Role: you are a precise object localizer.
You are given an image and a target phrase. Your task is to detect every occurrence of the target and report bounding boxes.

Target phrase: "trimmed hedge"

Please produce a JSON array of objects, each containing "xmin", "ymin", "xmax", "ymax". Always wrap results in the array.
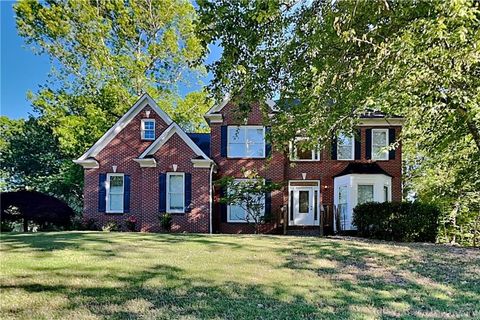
[{"xmin": 353, "ymin": 202, "xmax": 440, "ymax": 242}]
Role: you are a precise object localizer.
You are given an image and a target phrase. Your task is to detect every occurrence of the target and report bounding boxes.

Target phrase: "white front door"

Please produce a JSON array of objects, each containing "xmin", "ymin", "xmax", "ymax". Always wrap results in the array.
[{"xmin": 293, "ymin": 187, "xmax": 315, "ymax": 226}]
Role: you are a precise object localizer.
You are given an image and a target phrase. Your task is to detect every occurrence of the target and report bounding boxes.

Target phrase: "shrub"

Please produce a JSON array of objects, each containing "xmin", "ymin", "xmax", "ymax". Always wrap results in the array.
[
  {"xmin": 159, "ymin": 213, "xmax": 172, "ymax": 231},
  {"xmin": 125, "ymin": 216, "xmax": 137, "ymax": 231},
  {"xmin": 102, "ymin": 221, "xmax": 119, "ymax": 232},
  {"xmin": 353, "ymin": 201, "xmax": 441, "ymax": 242}
]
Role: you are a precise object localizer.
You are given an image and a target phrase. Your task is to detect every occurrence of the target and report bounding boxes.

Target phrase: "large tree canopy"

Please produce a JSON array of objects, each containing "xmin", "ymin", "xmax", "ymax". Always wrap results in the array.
[
  {"xmin": 15, "ymin": 0, "xmax": 211, "ymax": 155},
  {"xmin": 198, "ymin": 0, "xmax": 480, "ymax": 244}
]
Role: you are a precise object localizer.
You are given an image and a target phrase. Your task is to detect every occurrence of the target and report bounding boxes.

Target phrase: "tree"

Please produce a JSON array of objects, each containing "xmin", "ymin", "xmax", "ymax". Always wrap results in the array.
[
  {"xmin": 216, "ymin": 169, "xmax": 280, "ymax": 234},
  {"xmin": 0, "ymin": 116, "xmax": 83, "ymax": 212},
  {"xmin": 15, "ymin": 0, "xmax": 209, "ymax": 154},
  {"xmin": 1, "ymin": 190, "xmax": 75, "ymax": 231},
  {"xmin": 13, "ymin": 0, "xmax": 211, "ymax": 210},
  {"xmin": 198, "ymin": 0, "xmax": 480, "ymax": 244}
]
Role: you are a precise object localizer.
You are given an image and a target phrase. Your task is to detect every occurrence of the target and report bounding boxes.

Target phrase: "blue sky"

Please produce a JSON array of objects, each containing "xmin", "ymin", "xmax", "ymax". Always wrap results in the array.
[{"xmin": 0, "ymin": 1, "xmax": 220, "ymax": 119}]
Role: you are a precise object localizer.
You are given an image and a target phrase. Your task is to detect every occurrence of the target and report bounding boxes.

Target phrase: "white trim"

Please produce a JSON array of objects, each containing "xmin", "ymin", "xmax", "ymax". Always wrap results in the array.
[
  {"xmin": 191, "ymin": 159, "xmax": 214, "ymax": 168},
  {"xmin": 204, "ymin": 113, "xmax": 223, "ymax": 123},
  {"xmin": 227, "ymin": 125, "xmax": 266, "ymax": 159},
  {"xmin": 358, "ymin": 118, "xmax": 404, "ymax": 126},
  {"xmin": 106, "ymin": 173, "xmax": 124, "ymax": 214},
  {"xmin": 289, "ymin": 138, "xmax": 320, "ymax": 162},
  {"xmin": 77, "ymin": 93, "xmax": 173, "ymax": 161},
  {"xmin": 288, "ymin": 180, "xmax": 320, "ymax": 226},
  {"xmin": 141, "ymin": 119, "xmax": 156, "ymax": 140},
  {"xmin": 133, "ymin": 158, "xmax": 157, "ymax": 167},
  {"xmin": 371, "ymin": 128, "xmax": 389, "ymax": 161},
  {"xmin": 73, "ymin": 159, "xmax": 99, "ymax": 169},
  {"xmin": 138, "ymin": 123, "xmax": 212, "ymax": 161},
  {"xmin": 337, "ymin": 133, "xmax": 355, "ymax": 161},
  {"xmin": 166, "ymin": 172, "xmax": 185, "ymax": 214}
]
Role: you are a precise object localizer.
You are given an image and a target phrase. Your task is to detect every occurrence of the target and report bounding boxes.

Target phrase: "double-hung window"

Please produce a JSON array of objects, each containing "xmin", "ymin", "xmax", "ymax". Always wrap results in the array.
[
  {"xmin": 228, "ymin": 126, "xmax": 265, "ymax": 158},
  {"xmin": 372, "ymin": 129, "xmax": 389, "ymax": 160},
  {"xmin": 290, "ymin": 138, "xmax": 320, "ymax": 161},
  {"xmin": 106, "ymin": 173, "xmax": 124, "ymax": 213},
  {"xmin": 141, "ymin": 119, "xmax": 155, "ymax": 140},
  {"xmin": 227, "ymin": 179, "xmax": 265, "ymax": 222},
  {"xmin": 167, "ymin": 172, "xmax": 185, "ymax": 213},
  {"xmin": 357, "ymin": 184, "xmax": 374, "ymax": 205},
  {"xmin": 337, "ymin": 133, "xmax": 354, "ymax": 160}
]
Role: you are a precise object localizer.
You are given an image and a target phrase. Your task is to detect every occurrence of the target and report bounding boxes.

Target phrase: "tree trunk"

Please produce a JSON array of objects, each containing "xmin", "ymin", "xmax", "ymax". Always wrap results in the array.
[{"xmin": 23, "ymin": 219, "xmax": 28, "ymax": 232}]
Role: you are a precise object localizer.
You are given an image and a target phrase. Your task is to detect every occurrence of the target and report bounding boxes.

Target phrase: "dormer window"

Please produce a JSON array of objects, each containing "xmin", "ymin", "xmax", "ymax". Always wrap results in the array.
[{"xmin": 141, "ymin": 119, "xmax": 155, "ymax": 140}]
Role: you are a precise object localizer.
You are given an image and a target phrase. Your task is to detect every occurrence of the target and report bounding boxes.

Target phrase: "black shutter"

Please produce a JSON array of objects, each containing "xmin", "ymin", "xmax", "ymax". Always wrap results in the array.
[
  {"xmin": 389, "ymin": 128, "xmax": 396, "ymax": 160},
  {"xmin": 220, "ymin": 126, "xmax": 227, "ymax": 157},
  {"xmin": 265, "ymin": 127, "xmax": 272, "ymax": 158},
  {"xmin": 220, "ymin": 187, "xmax": 227, "ymax": 222},
  {"xmin": 184, "ymin": 173, "xmax": 192, "ymax": 213},
  {"xmin": 355, "ymin": 129, "xmax": 361, "ymax": 160},
  {"xmin": 98, "ymin": 173, "xmax": 107, "ymax": 212},
  {"xmin": 123, "ymin": 175, "xmax": 131, "ymax": 213},
  {"xmin": 365, "ymin": 129, "xmax": 372, "ymax": 160},
  {"xmin": 265, "ymin": 179, "xmax": 272, "ymax": 220},
  {"xmin": 331, "ymin": 136, "xmax": 337, "ymax": 160},
  {"xmin": 159, "ymin": 173, "xmax": 166, "ymax": 212}
]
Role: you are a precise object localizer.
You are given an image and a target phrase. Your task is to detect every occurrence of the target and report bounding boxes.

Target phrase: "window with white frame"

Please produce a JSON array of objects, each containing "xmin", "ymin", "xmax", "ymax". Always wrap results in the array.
[
  {"xmin": 372, "ymin": 129, "xmax": 388, "ymax": 160},
  {"xmin": 228, "ymin": 126, "xmax": 265, "ymax": 158},
  {"xmin": 337, "ymin": 133, "xmax": 354, "ymax": 160},
  {"xmin": 141, "ymin": 119, "xmax": 155, "ymax": 140},
  {"xmin": 106, "ymin": 173, "xmax": 124, "ymax": 213},
  {"xmin": 227, "ymin": 179, "xmax": 265, "ymax": 222},
  {"xmin": 167, "ymin": 172, "xmax": 185, "ymax": 213},
  {"xmin": 290, "ymin": 138, "xmax": 320, "ymax": 161},
  {"xmin": 358, "ymin": 184, "xmax": 374, "ymax": 204}
]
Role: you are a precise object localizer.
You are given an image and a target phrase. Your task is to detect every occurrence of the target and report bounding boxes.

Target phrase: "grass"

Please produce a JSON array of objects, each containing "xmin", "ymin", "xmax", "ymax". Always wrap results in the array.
[{"xmin": 0, "ymin": 232, "xmax": 479, "ymax": 320}]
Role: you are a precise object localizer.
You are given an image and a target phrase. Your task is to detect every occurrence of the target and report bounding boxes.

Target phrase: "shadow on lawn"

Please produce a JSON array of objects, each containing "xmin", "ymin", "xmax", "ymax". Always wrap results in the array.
[
  {"xmin": 1, "ymin": 232, "xmax": 479, "ymax": 319},
  {"xmin": 0, "ymin": 232, "xmax": 251, "ymax": 254},
  {"xmin": 1, "ymin": 263, "xmax": 330, "ymax": 319},
  {"xmin": 278, "ymin": 237, "xmax": 480, "ymax": 318}
]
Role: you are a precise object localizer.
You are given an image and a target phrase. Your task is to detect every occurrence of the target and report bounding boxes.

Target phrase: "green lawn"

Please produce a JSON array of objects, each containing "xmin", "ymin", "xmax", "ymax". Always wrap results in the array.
[{"xmin": 0, "ymin": 232, "xmax": 479, "ymax": 319}]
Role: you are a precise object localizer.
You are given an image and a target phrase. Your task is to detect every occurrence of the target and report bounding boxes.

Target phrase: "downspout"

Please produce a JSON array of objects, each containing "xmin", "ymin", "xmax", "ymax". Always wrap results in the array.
[{"xmin": 209, "ymin": 163, "xmax": 214, "ymax": 234}]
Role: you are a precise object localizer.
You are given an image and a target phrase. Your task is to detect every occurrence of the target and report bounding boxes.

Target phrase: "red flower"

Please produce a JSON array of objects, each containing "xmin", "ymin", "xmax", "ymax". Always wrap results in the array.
[{"xmin": 126, "ymin": 216, "xmax": 137, "ymax": 223}]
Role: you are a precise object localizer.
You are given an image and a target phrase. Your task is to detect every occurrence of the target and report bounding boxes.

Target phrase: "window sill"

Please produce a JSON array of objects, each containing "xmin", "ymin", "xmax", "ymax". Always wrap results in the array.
[
  {"xmin": 290, "ymin": 159, "xmax": 321, "ymax": 162},
  {"xmin": 105, "ymin": 212, "xmax": 124, "ymax": 215},
  {"xmin": 226, "ymin": 156, "xmax": 266, "ymax": 160}
]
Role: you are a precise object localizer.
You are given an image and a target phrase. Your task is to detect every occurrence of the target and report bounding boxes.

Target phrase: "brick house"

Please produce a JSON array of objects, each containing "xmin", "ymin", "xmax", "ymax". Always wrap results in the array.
[{"xmin": 75, "ymin": 93, "xmax": 403, "ymax": 233}]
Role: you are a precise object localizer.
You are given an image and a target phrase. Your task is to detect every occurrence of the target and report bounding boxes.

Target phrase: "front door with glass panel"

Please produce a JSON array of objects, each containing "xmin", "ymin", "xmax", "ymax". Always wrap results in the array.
[{"xmin": 292, "ymin": 187, "xmax": 315, "ymax": 225}]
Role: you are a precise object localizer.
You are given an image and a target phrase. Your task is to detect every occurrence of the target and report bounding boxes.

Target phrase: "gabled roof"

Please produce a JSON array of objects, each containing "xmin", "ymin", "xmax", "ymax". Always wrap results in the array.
[
  {"xmin": 334, "ymin": 162, "xmax": 393, "ymax": 178},
  {"xmin": 187, "ymin": 133, "xmax": 211, "ymax": 157},
  {"xmin": 138, "ymin": 123, "xmax": 212, "ymax": 161},
  {"xmin": 77, "ymin": 93, "xmax": 173, "ymax": 161}
]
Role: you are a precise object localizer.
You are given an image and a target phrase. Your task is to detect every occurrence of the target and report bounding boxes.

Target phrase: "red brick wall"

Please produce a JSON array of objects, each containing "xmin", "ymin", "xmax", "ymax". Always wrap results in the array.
[
  {"xmin": 210, "ymin": 102, "xmax": 403, "ymax": 233},
  {"xmin": 82, "ymin": 104, "xmax": 210, "ymax": 233},
  {"xmin": 82, "ymin": 100, "xmax": 403, "ymax": 235}
]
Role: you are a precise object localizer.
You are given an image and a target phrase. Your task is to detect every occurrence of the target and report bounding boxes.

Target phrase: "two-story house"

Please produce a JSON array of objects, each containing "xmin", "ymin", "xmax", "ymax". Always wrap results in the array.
[{"xmin": 75, "ymin": 93, "xmax": 403, "ymax": 234}]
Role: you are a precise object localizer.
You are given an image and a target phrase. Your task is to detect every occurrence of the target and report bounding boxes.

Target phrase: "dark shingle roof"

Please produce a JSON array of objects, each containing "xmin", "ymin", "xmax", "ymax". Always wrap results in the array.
[
  {"xmin": 187, "ymin": 133, "xmax": 211, "ymax": 157},
  {"xmin": 334, "ymin": 162, "xmax": 392, "ymax": 178}
]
